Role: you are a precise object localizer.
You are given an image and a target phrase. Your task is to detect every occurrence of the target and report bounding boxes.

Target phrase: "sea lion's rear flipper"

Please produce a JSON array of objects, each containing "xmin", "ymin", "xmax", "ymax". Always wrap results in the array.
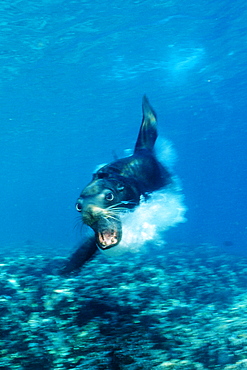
[{"xmin": 134, "ymin": 95, "xmax": 158, "ymax": 153}]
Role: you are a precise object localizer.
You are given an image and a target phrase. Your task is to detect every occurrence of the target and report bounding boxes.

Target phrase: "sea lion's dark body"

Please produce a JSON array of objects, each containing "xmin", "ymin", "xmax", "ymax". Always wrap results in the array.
[
  {"xmin": 61, "ymin": 96, "xmax": 171, "ymax": 274},
  {"xmin": 96, "ymin": 150, "xmax": 168, "ymax": 195}
]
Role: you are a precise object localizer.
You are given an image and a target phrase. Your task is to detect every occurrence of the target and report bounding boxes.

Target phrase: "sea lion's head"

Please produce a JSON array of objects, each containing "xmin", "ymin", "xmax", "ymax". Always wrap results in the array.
[{"xmin": 75, "ymin": 176, "xmax": 140, "ymax": 250}]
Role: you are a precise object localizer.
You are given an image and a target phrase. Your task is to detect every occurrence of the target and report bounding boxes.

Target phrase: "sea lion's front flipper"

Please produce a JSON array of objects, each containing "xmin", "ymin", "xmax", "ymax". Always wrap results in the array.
[
  {"xmin": 59, "ymin": 237, "xmax": 98, "ymax": 275},
  {"xmin": 134, "ymin": 95, "xmax": 158, "ymax": 153}
]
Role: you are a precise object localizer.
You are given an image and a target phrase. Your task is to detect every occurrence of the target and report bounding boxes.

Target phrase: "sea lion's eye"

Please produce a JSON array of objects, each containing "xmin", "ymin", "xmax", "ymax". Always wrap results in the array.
[
  {"xmin": 75, "ymin": 200, "xmax": 83, "ymax": 212},
  {"xmin": 105, "ymin": 192, "xmax": 114, "ymax": 201}
]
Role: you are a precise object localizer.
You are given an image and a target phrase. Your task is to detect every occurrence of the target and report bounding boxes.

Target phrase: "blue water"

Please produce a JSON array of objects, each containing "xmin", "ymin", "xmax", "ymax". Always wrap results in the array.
[{"xmin": 0, "ymin": 0, "xmax": 246, "ymax": 256}]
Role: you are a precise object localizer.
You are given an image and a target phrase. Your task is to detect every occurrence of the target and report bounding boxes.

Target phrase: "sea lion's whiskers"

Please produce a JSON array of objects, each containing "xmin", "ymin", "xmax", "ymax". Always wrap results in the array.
[
  {"xmin": 104, "ymin": 213, "xmax": 119, "ymax": 222},
  {"xmin": 106, "ymin": 207, "xmax": 123, "ymax": 213},
  {"xmin": 107, "ymin": 200, "xmax": 137, "ymax": 211},
  {"xmin": 106, "ymin": 202, "xmax": 125, "ymax": 210},
  {"xmin": 73, "ymin": 217, "xmax": 83, "ymax": 233}
]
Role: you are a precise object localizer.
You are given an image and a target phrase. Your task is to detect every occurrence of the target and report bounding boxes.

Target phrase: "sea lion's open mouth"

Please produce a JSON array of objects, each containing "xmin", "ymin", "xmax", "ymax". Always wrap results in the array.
[
  {"xmin": 97, "ymin": 229, "xmax": 119, "ymax": 249},
  {"xmin": 94, "ymin": 218, "xmax": 122, "ymax": 250}
]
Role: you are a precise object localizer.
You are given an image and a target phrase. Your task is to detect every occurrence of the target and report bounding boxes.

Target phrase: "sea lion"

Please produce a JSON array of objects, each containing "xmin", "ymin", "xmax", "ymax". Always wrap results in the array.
[{"xmin": 61, "ymin": 96, "xmax": 174, "ymax": 274}]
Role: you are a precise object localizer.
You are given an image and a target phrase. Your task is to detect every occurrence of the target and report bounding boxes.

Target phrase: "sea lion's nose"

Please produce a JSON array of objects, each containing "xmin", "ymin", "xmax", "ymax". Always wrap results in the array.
[
  {"xmin": 75, "ymin": 198, "xmax": 83, "ymax": 212},
  {"xmin": 81, "ymin": 205, "xmax": 106, "ymax": 226}
]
